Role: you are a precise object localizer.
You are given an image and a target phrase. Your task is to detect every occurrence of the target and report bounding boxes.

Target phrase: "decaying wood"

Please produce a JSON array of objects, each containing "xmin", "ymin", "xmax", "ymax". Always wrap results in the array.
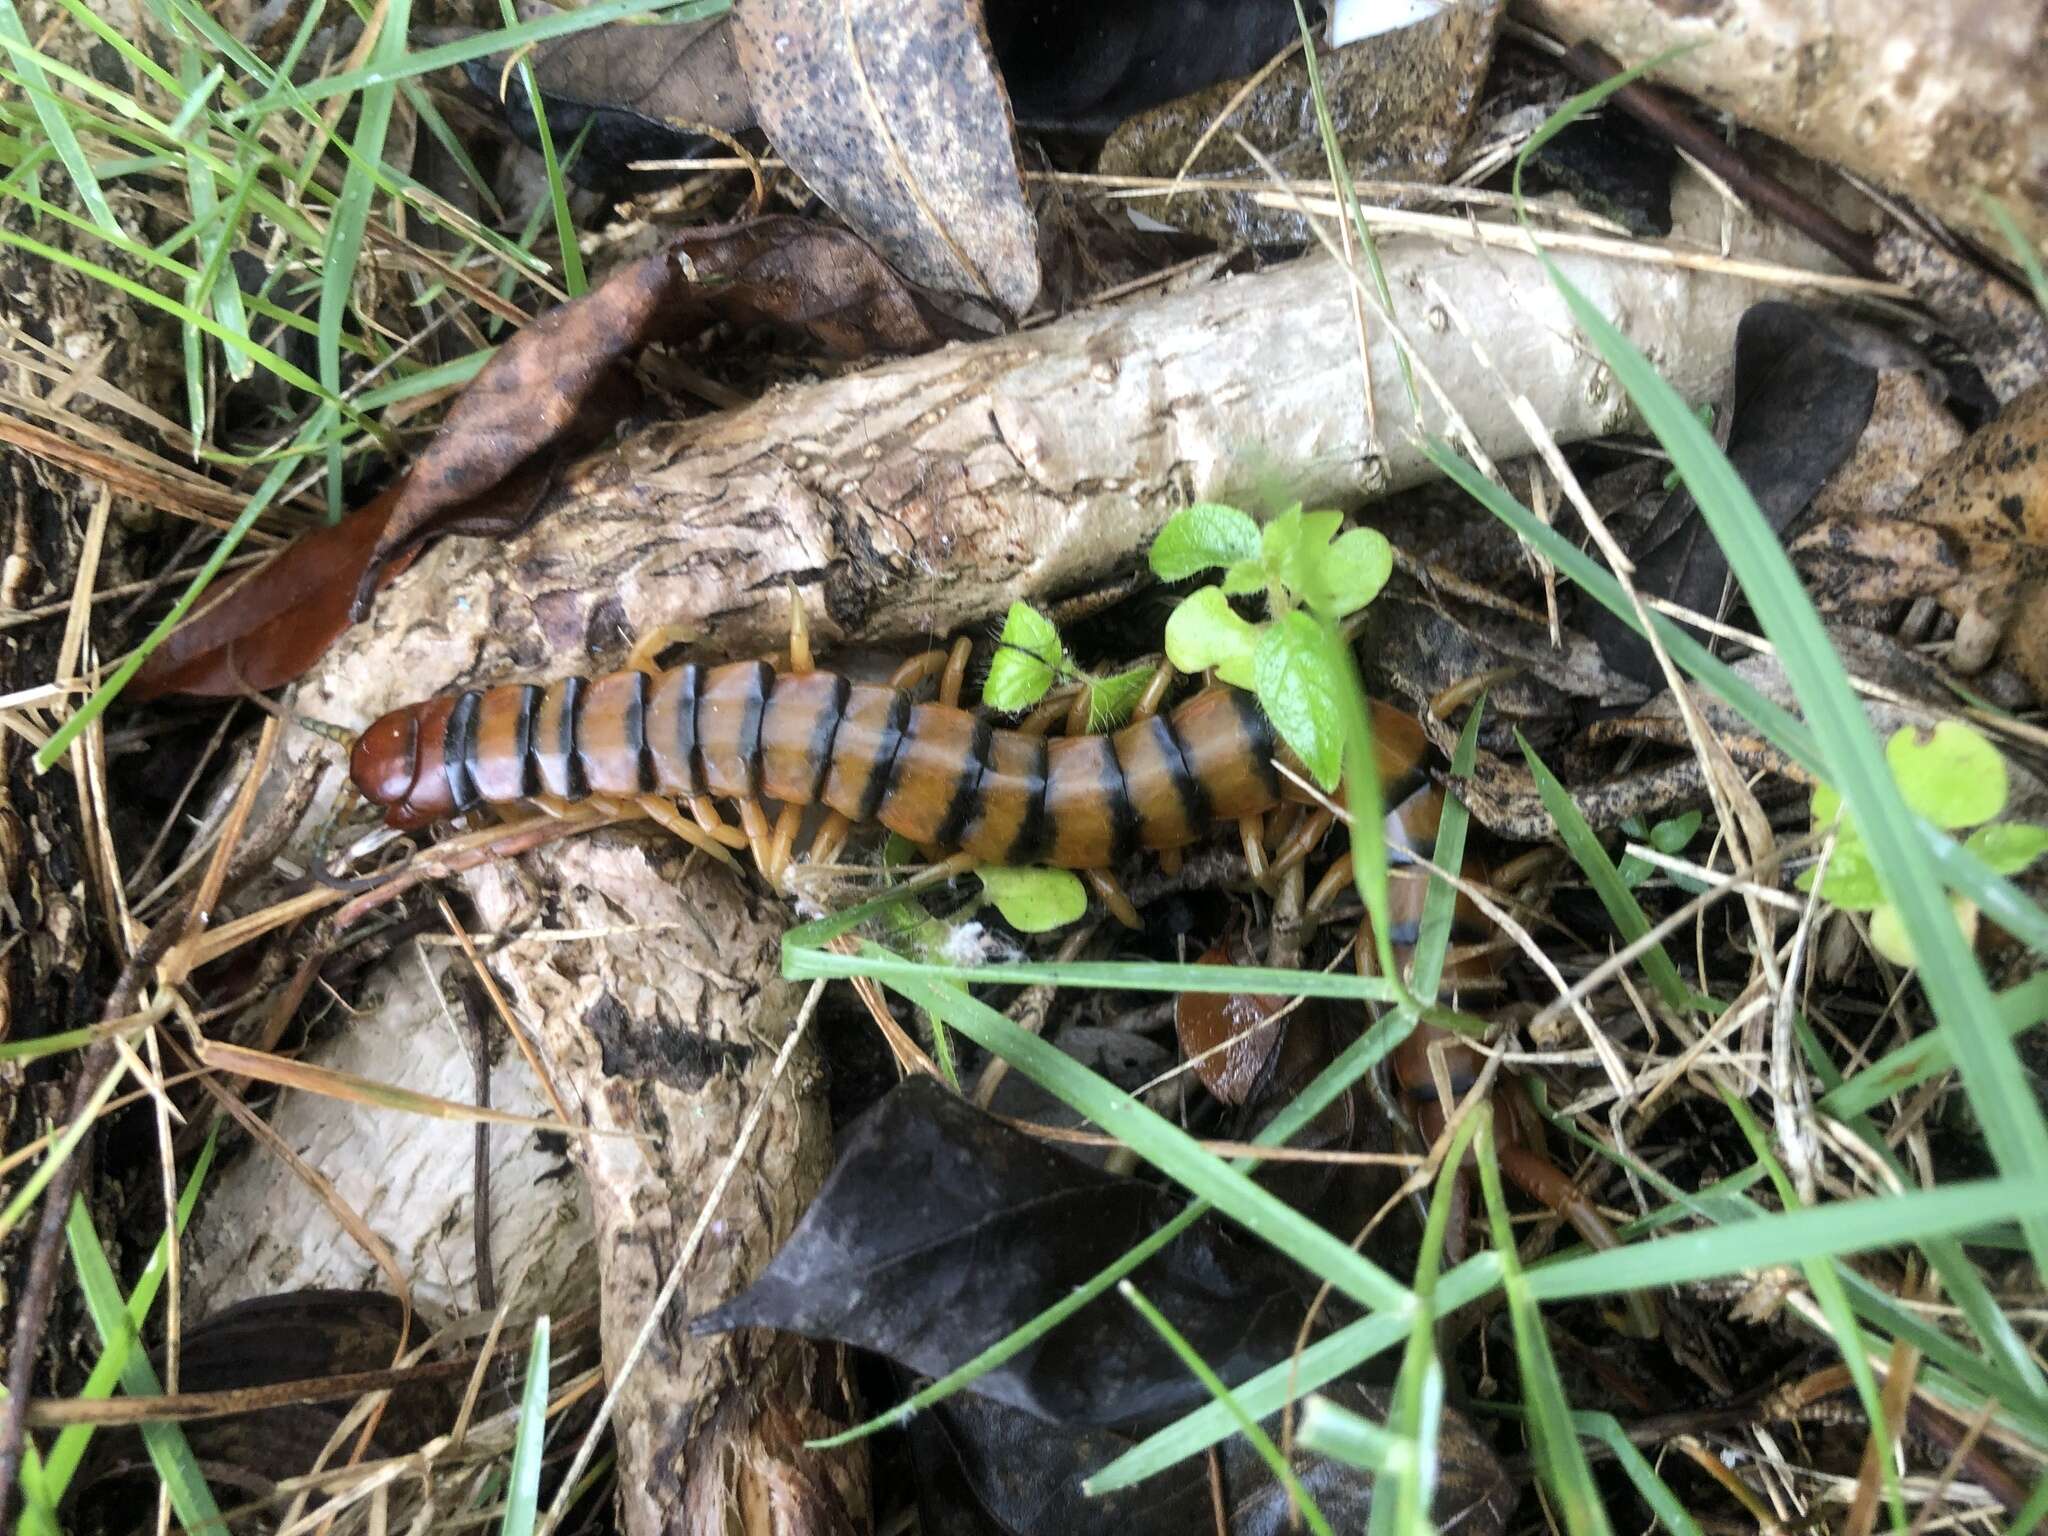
[
  {"xmin": 458, "ymin": 838, "xmax": 860, "ymax": 1534},
  {"xmin": 1518, "ymin": 0, "xmax": 2048, "ymax": 254}
]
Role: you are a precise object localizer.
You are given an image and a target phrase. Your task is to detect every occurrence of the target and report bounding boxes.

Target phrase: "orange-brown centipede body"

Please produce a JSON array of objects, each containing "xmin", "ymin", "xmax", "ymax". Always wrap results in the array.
[{"xmin": 348, "ymin": 655, "xmax": 1434, "ymax": 889}]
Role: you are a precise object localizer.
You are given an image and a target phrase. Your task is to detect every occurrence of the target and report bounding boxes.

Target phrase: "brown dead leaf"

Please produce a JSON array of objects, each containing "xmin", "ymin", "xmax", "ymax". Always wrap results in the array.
[{"xmin": 733, "ymin": 0, "xmax": 1040, "ymax": 314}]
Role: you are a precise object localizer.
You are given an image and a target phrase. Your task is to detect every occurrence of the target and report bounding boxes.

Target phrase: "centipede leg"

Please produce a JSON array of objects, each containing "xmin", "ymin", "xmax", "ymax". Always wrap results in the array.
[
  {"xmin": 806, "ymin": 810, "xmax": 853, "ymax": 871},
  {"xmin": 635, "ymin": 795, "xmax": 741, "ymax": 870},
  {"xmin": 765, "ymin": 804, "xmax": 805, "ymax": 885},
  {"xmin": 888, "ymin": 649, "xmax": 949, "ymax": 692},
  {"xmin": 1267, "ymin": 807, "xmax": 1336, "ymax": 885},
  {"xmin": 1082, "ymin": 868, "xmax": 1142, "ymax": 930},
  {"xmin": 787, "ymin": 586, "xmax": 814, "ymax": 675},
  {"xmin": 688, "ymin": 797, "xmax": 752, "ymax": 850},
  {"xmin": 939, "ymin": 636, "xmax": 972, "ymax": 709},
  {"xmin": 734, "ymin": 797, "xmax": 777, "ymax": 873},
  {"xmin": 1019, "ymin": 688, "xmax": 1082, "ymax": 736},
  {"xmin": 1132, "ymin": 657, "xmax": 1176, "ymax": 721},
  {"xmin": 626, "ymin": 623, "xmax": 698, "ymax": 676},
  {"xmin": 1307, "ymin": 852, "xmax": 1354, "ymax": 917},
  {"xmin": 1239, "ymin": 814, "xmax": 1268, "ymax": 883}
]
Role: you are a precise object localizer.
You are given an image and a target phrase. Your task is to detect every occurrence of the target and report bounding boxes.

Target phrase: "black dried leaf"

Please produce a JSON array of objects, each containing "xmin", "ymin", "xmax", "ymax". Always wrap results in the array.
[
  {"xmin": 464, "ymin": 17, "xmax": 753, "ymax": 194},
  {"xmin": 692, "ymin": 1077, "xmax": 1311, "ymax": 1426},
  {"xmin": 1590, "ymin": 302, "xmax": 1882, "ymax": 684},
  {"xmin": 986, "ymin": 0, "xmax": 1304, "ymax": 136},
  {"xmin": 907, "ymin": 1381, "xmax": 1513, "ymax": 1536}
]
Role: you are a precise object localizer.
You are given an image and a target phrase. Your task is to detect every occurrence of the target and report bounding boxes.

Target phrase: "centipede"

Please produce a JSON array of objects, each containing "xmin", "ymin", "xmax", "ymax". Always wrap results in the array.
[{"xmin": 347, "ymin": 625, "xmax": 1437, "ymax": 926}]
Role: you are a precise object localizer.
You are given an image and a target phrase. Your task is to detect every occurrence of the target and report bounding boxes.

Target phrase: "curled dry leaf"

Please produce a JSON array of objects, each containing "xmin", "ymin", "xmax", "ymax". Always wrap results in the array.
[
  {"xmin": 1174, "ymin": 937, "xmax": 1286, "ymax": 1105},
  {"xmin": 733, "ymin": 0, "xmax": 1041, "ymax": 314},
  {"xmin": 136, "ymin": 219, "xmax": 968, "ymax": 697},
  {"xmin": 1795, "ymin": 380, "xmax": 2048, "ymax": 697},
  {"xmin": 463, "ymin": 16, "xmax": 755, "ymax": 194}
]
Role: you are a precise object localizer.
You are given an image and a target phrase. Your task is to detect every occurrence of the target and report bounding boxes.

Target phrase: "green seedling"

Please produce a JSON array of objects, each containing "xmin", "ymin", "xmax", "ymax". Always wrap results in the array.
[
  {"xmin": 1617, "ymin": 810, "xmax": 1704, "ymax": 890},
  {"xmin": 1804, "ymin": 721, "xmax": 2048, "ymax": 967},
  {"xmin": 1151, "ymin": 501, "xmax": 1393, "ymax": 789},
  {"xmin": 983, "ymin": 600, "xmax": 1152, "ymax": 729}
]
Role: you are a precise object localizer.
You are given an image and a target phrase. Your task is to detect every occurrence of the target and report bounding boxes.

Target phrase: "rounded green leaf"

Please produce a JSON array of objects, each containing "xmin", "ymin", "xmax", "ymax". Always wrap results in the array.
[
  {"xmin": 1884, "ymin": 721, "xmax": 2008, "ymax": 829},
  {"xmin": 1650, "ymin": 809, "xmax": 1703, "ymax": 855},
  {"xmin": 1813, "ymin": 836, "xmax": 1884, "ymax": 910},
  {"xmin": 977, "ymin": 865, "xmax": 1088, "ymax": 932},
  {"xmin": 1811, "ymin": 780, "xmax": 1845, "ymax": 830},
  {"xmin": 1303, "ymin": 526, "xmax": 1393, "ymax": 618},
  {"xmin": 1869, "ymin": 895, "xmax": 1978, "ymax": 970},
  {"xmin": 1964, "ymin": 821, "xmax": 2048, "ymax": 876},
  {"xmin": 1262, "ymin": 507, "xmax": 1344, "ymax": 601},
  {"xmin": 1149, "ymin": 503, "xmax": 1261, "ymax": 581},
  {"xmin": 983, "ymin": 601, "xmax": 1063, "ymax": 711},
  {"xmin": 1164, "ymin": 586, "xmax": 1261, "ymax": 689},
  {"xmin": 1220, "ymin": 558, "xmax": 1266, "ymax": 596},
  {"xmin": 1253, "ymin": 611, "xmax": 1342, "ymax": 791}
]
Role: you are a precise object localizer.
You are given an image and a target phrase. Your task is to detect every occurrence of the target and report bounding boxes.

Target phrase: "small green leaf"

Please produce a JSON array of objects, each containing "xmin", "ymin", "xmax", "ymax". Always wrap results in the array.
[
  {"xmin": 1301, "ymin": 525, "xmax": 1392, "ymax": 618},
  {"xmin": 1886, "ymin": 721, "xmax": 2008, "ymax": 829},
  {"xmin": 1254, "ymin": 611, "xmax": 1342, "ymax": 790},
  {"xmin": 1164, "ymin": 586, "xmax": 1261, "ymax": 688},
  {"xmin": 1087, "ymin": 667, "xmax": 1153, "ymax": 731},
  {"xmin": 1810, "ymin": 836, "xmax": 1884, "ymax": 911},
  {"xmin": 977, "ymin": 866, "xmax": 1088, "ymax": 932},
  {"xmin": 1966, "ymin": 822, "xmax": 2048, "ymax": 877},
  {"xmin": 1650, "ymin": 809, "xmax": 1702, "ymax": 855},
  {"xmin": 1812, "ymin": 780, "xmax": 1845, "ymax": 830},
  {"xmin": 1220, "ymin": 558, "xmax": 1266, "ymax": 596},
  {"xmin": 1261, "ymin": 506, "xmax": 1344, "ymax": 599},
  {"xmin": 984, "ymin": 601, "xmax": 1063, "ymax": 711},
  {"xmin": 1616, "ymin": 852, "xmax": 1653, "ymax": 889},
  {"xmin": 1149, "ymin": 502, "xmax": 1261, "ymax": 580},
  {"xmin": 1869, "ymin": 895, "xmax": 1978, "ymax": 970}
]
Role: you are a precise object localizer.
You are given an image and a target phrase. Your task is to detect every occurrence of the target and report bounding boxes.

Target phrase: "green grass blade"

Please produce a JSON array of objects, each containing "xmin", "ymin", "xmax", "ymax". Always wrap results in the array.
[
  {"xmin": 1721, "ymin": 1092, "xmax": 1905, "ymax": 1529},
  {"xmin": 0, "ymin": 1059, "xmax": 126, "ymax": 1246},
  {"xmin": 1517, "ymin": 730, "xmax": 1694, "ymax": 1015},
  {"xmin": 496, "ymin": 2, "xmax": 584, "ymax": 297},
  {"xmin": 66, "ymin": 1198, "xmax": 225, "ymax": 1535},
  {"xmin": 1476, "ymin": 1119, "xmax": 1612, "ymax": 1536},
  {"xmin": 1531, "ymin": 257, "xmax": 2048, "ymax": 1274},
  {"xmin": 318, "ymin": 0, "xmax": 409, "ymax": 514},
  {"xmin": 1977, "ymin": 194, "xmax": 2048, "ymax": 317},
  {"xmin": 499, "ymin": 1315, "xmax": 549, "ymax": 1536},
  {"xmin": 0, "ymin": 0, "xmax": 119, "ymax": 235},
  {"xmin": 40, "ymin": 1130, "xmax": 218, "ymax": 1498},
  {"xmin": 1569, "ymin": 1411, "xmax": 1705, "ymax": 1536},
  {"xmin": 1822, "ymin": 973, "xmax": 2048, "ymax": 1121},
  {"xmin": 883, "ymin": 968, "xmax": 1411, "ymax": 1313},
  {"xmin": 1121, "ymin": 1281, "xmax": 1334, "ymax": 1536},
  {"xmin": 226, "ymin": 0, "xmax": 727, "ymax": 120},
  {"xmin": 1420, "ymin": 440, "xmax": 2048, "ymax": 960},
  {"xmin": 1297, "ymin": 1395, "xmax": 1405, "ymax": 1473}
]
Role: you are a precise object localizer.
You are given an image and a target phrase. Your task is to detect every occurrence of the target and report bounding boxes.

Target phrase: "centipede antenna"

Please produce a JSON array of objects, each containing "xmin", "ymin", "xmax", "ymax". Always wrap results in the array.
[{"xmin": 296, "ymin": 714, "xmax": 360, "ymax": 748}]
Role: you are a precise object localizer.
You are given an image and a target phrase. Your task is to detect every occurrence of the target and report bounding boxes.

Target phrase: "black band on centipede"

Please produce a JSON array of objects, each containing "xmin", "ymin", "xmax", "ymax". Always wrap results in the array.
[
  {"xmin": 624, "ymin": 670, "xmax": 651, "ymax": 792},
  {"xmin": 1100, "ymin": 736, "xmax": 1140, "ymax": 864},
  {"xmin": 445, "ymin": 690, "xmax": 482, "ymax": 812},
  {"xmin": 736, "ymin": 660, "xmax": 771, "ymax": 797},
  {"xmin": 936, "ymin": 713, "xmax": 994, "ymax": 849},
  {"xmin": 1230, "ymin": 689, "xmax": 1283, "ymax": 802},
  {"xmin": 515, "ymin": 685, "xmax": 542, "ymax": 797},
  {"xmin": 561, "ymin": 675, "xmax": 589, "ymax": 798},
  {"xmin": 806, "ymin": 674, "xmax": 851, "ymax": 803},
  {"xmin": 672, "ymin": 663, "xmax": 702, "ymax": 787},
  {"xmin": 1004, "ymin": 732, "xmax": 1051, "ymax": 866},
  {"xmin": 1144, "ymin": 713, "xmax": 1210, "ymax": 833},
  {"xmin": 855, "ymin": 689, "xmax": 912, "ymax": 824}
]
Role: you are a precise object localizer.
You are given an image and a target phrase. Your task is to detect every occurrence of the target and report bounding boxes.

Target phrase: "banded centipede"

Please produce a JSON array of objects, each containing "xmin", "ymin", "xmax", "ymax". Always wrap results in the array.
[{"xmin": 347, "ymin": 642, "xmax": 1436, "ymax": 916}]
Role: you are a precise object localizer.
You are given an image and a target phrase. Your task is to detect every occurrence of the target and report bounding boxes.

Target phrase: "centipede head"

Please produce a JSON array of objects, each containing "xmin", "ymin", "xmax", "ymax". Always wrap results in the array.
[{"xmin": 349, "ymin": 705, "xmax": 451, "ymax": 829}]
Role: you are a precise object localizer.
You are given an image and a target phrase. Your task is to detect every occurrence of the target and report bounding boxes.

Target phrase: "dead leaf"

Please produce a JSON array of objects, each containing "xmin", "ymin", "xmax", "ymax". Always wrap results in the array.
[
  {"xmin": 733, "ymin": 0, "xmax": 1041, "ymax": 314},
  {"xmin": 464, "ymin": 16, "xmax": 756, "ymax": 194}
]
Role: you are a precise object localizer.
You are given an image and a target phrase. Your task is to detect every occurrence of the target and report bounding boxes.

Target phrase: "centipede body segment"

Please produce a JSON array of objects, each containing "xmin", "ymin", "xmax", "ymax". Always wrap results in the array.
[{"xmin": 348, "ymin": 653, "xmax": 1432, "ymax": 895}]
